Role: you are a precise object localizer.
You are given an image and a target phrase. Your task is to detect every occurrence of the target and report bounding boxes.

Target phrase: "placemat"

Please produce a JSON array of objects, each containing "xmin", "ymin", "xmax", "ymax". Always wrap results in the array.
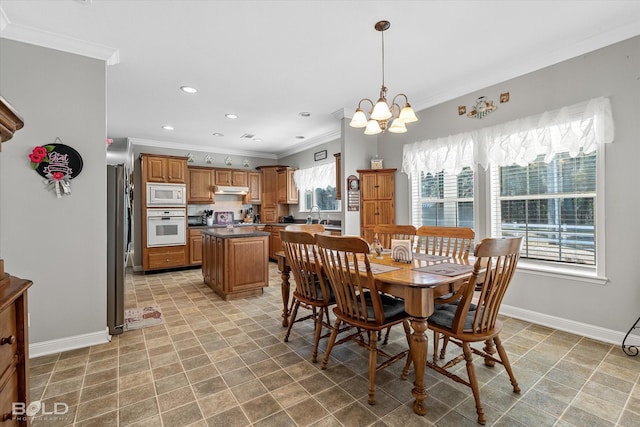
[
  {"xmin": 350, "ymin": 261, "xmax": 400, "ymax": 275},
  {"xmin": 412, "ymin": 253, "xmax": 451, "ymax": 262},
  {"xmin": 413, "ymin": 262, "xmax": 473, "ymax": 277}
]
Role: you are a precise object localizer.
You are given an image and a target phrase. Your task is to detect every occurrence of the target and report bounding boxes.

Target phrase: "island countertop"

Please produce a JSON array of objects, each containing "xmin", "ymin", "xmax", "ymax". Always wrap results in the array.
[{"xmin": 200, "ymin": 227, "xmax": 270, "ymax": 239}]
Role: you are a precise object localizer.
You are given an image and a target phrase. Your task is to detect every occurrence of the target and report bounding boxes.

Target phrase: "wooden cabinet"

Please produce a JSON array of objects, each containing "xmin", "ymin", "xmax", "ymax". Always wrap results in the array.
[
  {"xmin": 358, "ymin": 169, "xmax": 396, "ymax": 243},
  {"xmin": 258, "ymin": 166, "xmax": 289, "ymax": 224},
  {"xmin": 142, "ymin": 154, "xmax": 187, "ymax": 183},
  {"xmin": 187, "ymin": 167, "xmax": 215, "ymax": 203},
  {"xmin": 145, "ymin": 246, "xmax": 187, "ymax": 270},
  {"xmin": 245, "ymin": 172, "xmax": 262, "ymax": 204},
  {"xmin": 201, "ymin": 230, "xmax": 269, "ymax": 300},
  {"xmin": 0, "ymin": 276, "xmax": 31, "ymax": 427},
  {"xmin": 215, "ymin": 169, "xmax": 248, "ymax": 187},
  {"xmin": 277, "ymin": 168, "xmax": 298, "ymax": 204},
  {"xmin": 188, "ymin": 229, "xmax": 203, "ymax": 265},
  {"xmin": 266, "ymin": 225, "xmax": 286, "ymax": 260},
  {"xmin": 334, "ymin": 153, "xmax": 342, "ymax": 200}
]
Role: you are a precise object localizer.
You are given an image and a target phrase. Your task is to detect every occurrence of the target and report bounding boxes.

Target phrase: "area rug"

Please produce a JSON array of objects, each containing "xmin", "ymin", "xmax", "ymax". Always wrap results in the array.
[{"xmin": 123, "ymin": 305, "xmax": 164, "ymax": 331}]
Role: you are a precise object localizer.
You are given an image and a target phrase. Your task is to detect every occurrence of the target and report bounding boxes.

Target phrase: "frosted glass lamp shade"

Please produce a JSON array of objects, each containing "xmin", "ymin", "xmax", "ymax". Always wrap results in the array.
[
  {"xmin": 371, "ymin": 99, "xmax": 392, "ymax": 121},
  {"xmin": 364, "ymin": 119, "xmax": 382, "ymax": 135},
  {"xmin": 398, "ymin": 104, "xmax": 418, "ymax": 123},
  {"xmin": 388, "ymin": 118, "xmax": 407, "ymax": 133},
  {"xmin": 349, "ymin": 109, "xmax": 368, "ymax": 128}
]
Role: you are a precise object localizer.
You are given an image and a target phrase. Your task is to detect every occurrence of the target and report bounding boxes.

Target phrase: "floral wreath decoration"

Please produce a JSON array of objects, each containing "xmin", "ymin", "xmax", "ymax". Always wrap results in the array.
[{"xmin": 28, "ymin": 139, "xmax": 83, "ymax": 198}]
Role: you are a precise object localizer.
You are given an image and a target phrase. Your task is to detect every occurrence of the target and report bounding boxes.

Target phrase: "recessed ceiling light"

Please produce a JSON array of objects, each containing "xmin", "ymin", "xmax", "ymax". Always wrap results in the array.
[
  {"xmin": 212, "ymin": 132, "xmax": 224, "ymax": 137},
  {"xmin": 162, "ymin": 125, "xmax": 174, "ymax": 130},
  {"xmin": 295, "ymin": 136, "xmax": 305, "ymax": 139},
  {"xmin": 180, "ymin": 86, "xmax": 198, "ymax": 94},
  {"xmin": 253, "ymin": 138, "xmax": 262, "ymax": 142},
  {"xmin": 225, "ymin": 113, "xmax": 238, "ymax": 119},
  {"xmin": 299, "ymin": 112, "xmax": 311, "ymax": 117}
]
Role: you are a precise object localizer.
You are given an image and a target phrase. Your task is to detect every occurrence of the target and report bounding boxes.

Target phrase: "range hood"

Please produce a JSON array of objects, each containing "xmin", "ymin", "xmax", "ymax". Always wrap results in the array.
[{"xmin": 214, "ymin": 185, "xmax": 249, "ymax": 195}]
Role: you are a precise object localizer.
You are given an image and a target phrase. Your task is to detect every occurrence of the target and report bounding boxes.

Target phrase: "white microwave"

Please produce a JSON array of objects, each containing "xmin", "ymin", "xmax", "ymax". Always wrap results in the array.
[{"xmin": 146, "ymin": 183, "xmax": 186, "ymax": 206}]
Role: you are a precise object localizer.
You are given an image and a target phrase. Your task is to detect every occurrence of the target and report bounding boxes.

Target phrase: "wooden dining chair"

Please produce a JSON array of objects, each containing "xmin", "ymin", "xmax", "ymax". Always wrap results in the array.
[
  {"xmin": 280, "ymin": 230, "xmax": 334, "ymax": 363},
  {"xmin": 372, "ymin": 224, "xmax": 417, "ymax": 249},
  {"xmin": 426, "ymin": 237, "xmax": 523, "ymax": 425},
  {"xmin": 415, "ymin": 225, "xmax": 474, "ymax": 258},
  {"xmin": 284, "ymin": 223, "xmax": 326, "ymax": 234},
  {"xmin": 315, "ymin": 234, "xmax": 412, "ymax": 405}
]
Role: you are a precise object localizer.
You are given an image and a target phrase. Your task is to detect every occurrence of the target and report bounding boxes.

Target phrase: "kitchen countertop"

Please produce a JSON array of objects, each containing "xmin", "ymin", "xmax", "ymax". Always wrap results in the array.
[
  {"xmin": 200, "ymin": 227, "xmax": 270, "ymax": 239},
  {"xmin": 190, "ymin": 222, "xmax": 342, "ymax": 231}
]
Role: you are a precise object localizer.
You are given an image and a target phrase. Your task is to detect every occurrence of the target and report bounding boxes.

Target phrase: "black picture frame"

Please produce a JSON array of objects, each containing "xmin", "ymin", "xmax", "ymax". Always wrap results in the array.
[{"xmin": 314, "ymin": 150, "xmax": 327, "ymax": 161}]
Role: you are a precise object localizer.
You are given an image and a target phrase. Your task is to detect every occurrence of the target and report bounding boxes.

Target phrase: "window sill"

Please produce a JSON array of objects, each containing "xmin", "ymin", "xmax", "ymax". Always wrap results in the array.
[{"xmin": 516, "ymin": 260, "xmax": 608, "ymax": 285}]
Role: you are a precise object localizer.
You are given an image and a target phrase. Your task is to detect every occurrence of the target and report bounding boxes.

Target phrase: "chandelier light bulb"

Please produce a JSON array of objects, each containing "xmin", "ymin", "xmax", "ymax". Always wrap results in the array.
[
  {"xmin": 388, "ymin": 118, "xmax": 407, "ymax": 133},
  {"xmin": 398, "ymin": 104, "xmax": 418, "ymax": 123},
  {"xmin": 350, "ymin": 109, "xmax": 368, "ymax": 128},
  {"xmin": 364, "ymin": 119, "xmax": 382, "ymax": 135},
  {"xmin": 371, "ymin": 98, "xmax": 392, "ymax": 121}
]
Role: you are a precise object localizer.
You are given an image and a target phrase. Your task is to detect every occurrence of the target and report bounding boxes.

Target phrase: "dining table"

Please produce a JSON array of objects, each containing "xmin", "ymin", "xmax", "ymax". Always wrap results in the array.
[{"xmin": 276, "ymin": 249, "xmax": 476, "ymax": 416}]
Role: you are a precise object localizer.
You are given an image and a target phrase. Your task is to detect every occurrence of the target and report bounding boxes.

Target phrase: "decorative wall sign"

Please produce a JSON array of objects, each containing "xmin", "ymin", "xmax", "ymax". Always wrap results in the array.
[
  {"xmin": 314, "ymin": 150, "xmax": 327, "ymax": 161},
  {"xmin": 347, "ymin": 175, "xmax": 360, "ymax": 212},
  {"xmin": 28, "ymin": 137, "xmax": 83, "ymax": 198}
]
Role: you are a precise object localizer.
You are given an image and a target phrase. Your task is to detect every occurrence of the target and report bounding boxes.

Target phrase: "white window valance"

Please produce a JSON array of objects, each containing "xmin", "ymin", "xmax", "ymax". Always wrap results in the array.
[
  {"xmin": 402, "ymin": 97, "xmax": 614, "ymax": 177},
  {"xmin": 293, "ymin": 162, "xmax": 335, "ymax": 192}
]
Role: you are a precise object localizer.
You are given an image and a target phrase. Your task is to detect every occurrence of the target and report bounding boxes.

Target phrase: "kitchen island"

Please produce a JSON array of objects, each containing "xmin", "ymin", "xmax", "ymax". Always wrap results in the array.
[{"xmin": 201, "ymin": 227, "xmax": 270, "ymax": 300}]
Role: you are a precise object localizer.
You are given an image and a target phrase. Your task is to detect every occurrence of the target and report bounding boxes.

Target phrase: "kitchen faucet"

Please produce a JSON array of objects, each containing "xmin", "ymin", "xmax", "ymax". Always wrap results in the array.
[{"xmin": 310, "ymin": 205, "xmax": 322, "ymax": 224}]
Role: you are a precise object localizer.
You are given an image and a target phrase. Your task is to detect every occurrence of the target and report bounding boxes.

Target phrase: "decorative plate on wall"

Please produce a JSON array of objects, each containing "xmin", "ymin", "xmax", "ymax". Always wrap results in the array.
[{"xmin": 33, "ymin": 143, "xmax": 83, "ymax": 179}]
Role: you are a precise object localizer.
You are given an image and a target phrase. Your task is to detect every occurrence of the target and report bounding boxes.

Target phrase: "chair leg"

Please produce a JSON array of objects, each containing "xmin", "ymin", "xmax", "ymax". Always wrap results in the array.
[
  {"xmin": 321, "ymin": 318, "xmax": 341, "ymax": 370},
  {"xmin": 311, "ymin": 307, "xmax": 325, "ymax": 363},
  {"xmin": 401, "ymin": 320, "xmax": 412, "ymax": 380},
  {"xmin": 284, "ymin": 300, "xmax": 300, "ymax": 342},
  {"xmin": 440, "ymin": 336, "xmax": 450, "ymax": 359},
  {"xmin": 368, "ymin": 329, "xmax": 378, "ymax": 405},
  {"xmin": 463, "ymin": 342, "xmax": 486, "ymax": 425},
  {"xmin": 494, "ymin": 336, "xmax": 521, "ymax": 393},
  {"xmin": 483, "ymin": 338, "xmax": 497, "ymax": 367},
  {"xmin": 382, "ymin": 326, "xmax": 391, "ymax": 345},
  {"xmin": 432, "ymin": 331, "xmax": 440, "ymax": 364}
]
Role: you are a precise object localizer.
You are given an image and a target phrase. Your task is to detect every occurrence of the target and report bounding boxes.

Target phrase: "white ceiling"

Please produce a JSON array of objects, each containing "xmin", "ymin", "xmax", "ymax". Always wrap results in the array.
[{"xmin": 2, "ymin": 1, "xmax": 639, "ymax": 159}]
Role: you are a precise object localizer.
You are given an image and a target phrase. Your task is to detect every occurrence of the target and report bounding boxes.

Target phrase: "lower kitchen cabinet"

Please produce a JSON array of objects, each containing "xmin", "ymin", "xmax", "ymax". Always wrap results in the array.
[
  {"xmin": 266, "ymin": 225, "xmax": 285, "ymax": 260},
  {"xmin": 188, "ymin": 229, "xmax": 202, "ymax": 265},
  {"xmin": 145, "ymin": 246, "xmax": 187, "ymax": 270}
]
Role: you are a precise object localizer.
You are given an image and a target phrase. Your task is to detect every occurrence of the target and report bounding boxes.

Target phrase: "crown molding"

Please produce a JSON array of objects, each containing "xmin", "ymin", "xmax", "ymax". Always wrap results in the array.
[
  {"xmin": 275, "ymin": 128, "xmax": 342, "ymax": 158},
  {"xmin": 128, "ymin": 137, "xmax": 279, "ymax": 160},
  {"xmin": 0, "ymin": 6, "xmax": 119, "ymax": 65}
]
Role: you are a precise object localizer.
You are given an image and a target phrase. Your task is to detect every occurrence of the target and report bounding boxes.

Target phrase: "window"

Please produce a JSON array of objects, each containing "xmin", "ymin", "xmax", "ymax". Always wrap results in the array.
[
  {"xmin": 293, "ymin": 162, "xmax": 339, "ymax": 212},
  {"xmin": 491, "ymin": 149, "xmax": 597, "ymax": 265},
  {"xmin": 402, "ymin": 97, "xmax": 613, "ymax": 275},
  {"xmin": 411, "ymin": 167, "xmax": 474, "ymax": 227}
]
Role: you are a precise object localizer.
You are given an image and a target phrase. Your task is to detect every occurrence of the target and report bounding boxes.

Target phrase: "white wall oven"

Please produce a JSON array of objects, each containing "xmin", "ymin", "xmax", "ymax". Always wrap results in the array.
[
  {"xmin": 146, "ymin": 208, "xmax": 186, "ymax": 247},
  {"xmin": 146, "ymin": 183, "xmax": 186, "ymax": 206}
]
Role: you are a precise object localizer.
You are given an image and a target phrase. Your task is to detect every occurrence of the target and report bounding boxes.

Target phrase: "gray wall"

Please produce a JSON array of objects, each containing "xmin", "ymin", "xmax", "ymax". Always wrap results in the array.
[
  {"xmin": 378, "ymin": 35, "xmax": 640, "ymax": 337},
  {"xmin": 0, "ymin": 40, "xmax": 108, "ymax": 348}
]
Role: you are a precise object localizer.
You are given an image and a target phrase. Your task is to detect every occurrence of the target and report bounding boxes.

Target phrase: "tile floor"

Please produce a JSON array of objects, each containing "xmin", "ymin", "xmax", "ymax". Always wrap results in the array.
[{"xmin": 28, "ymin": 263, "xmax": 640, "ymax": 426}]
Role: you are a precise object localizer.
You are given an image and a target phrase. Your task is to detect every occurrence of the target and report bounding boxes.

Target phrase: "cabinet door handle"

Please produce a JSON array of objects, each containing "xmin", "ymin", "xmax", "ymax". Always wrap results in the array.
[{"xmin": 0, "ymin": 335, "xmax": 16, "ymax": 345}]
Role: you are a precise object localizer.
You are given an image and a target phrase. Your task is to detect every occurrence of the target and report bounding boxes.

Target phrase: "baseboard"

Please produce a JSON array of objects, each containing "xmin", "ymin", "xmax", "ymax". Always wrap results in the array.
[
  {"xmin": 500, "ymin": 304, "xmax": 640, "ymax": 347},
  {"xmin": 29, "ymin": 328, "xmax": 110, "ymax": 358},
  {"xmin": 133, "ymin": 264, "xmax": 142, "ymax": 272}
]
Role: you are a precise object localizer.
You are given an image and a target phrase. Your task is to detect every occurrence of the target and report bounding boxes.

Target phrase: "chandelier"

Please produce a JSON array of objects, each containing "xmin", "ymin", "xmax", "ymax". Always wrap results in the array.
[{"xmin": 349, "ymin": 20, "xmax": 418, "ymax": 135}]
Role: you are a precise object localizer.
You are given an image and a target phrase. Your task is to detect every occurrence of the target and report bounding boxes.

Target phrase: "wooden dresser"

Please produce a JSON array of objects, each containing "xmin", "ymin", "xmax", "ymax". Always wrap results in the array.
[{"xmin": 0, "ymin": 276, "xmax": 31, "ymax": 426}]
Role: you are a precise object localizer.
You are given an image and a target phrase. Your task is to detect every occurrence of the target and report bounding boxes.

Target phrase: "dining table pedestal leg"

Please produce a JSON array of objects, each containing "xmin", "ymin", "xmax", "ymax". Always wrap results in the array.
[
  {"xmin": 277, "ymin": 256, "xmax": 291, "ymax": 327},
  {"xmin": 410, "ymin": 317, "xmax": 429, "ymax": 415}
]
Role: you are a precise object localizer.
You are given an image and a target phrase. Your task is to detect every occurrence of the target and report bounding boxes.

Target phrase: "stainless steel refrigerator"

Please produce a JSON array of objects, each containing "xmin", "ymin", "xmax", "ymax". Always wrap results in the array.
[{"xmin": 107, "ymin": 164, "xmax": 129, "ymax": 335}]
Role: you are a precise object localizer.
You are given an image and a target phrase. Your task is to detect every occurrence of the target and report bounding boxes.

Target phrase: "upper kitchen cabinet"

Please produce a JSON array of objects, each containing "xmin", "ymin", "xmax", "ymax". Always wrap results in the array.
[
  {"xmin": 277, "ymin": 167, "xmax": 298, "ymax": 204},
  {"xmin": 188, "ymin": 166, "xmax": 215, "ymax": 204},
  {"xmin": 215, "ymin": 169, "xmax": 248, "ymax": 187},
  {"xmin": 245, "ymin": 171, "xmax": 262, "ymax": 204},
  {"xmin": 257, "ymin": 166, "xmax": 289, "ymax": 223},
  {"xmin": 142, "ymin": 154, "xmax": 187, "ymax": 184}
]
